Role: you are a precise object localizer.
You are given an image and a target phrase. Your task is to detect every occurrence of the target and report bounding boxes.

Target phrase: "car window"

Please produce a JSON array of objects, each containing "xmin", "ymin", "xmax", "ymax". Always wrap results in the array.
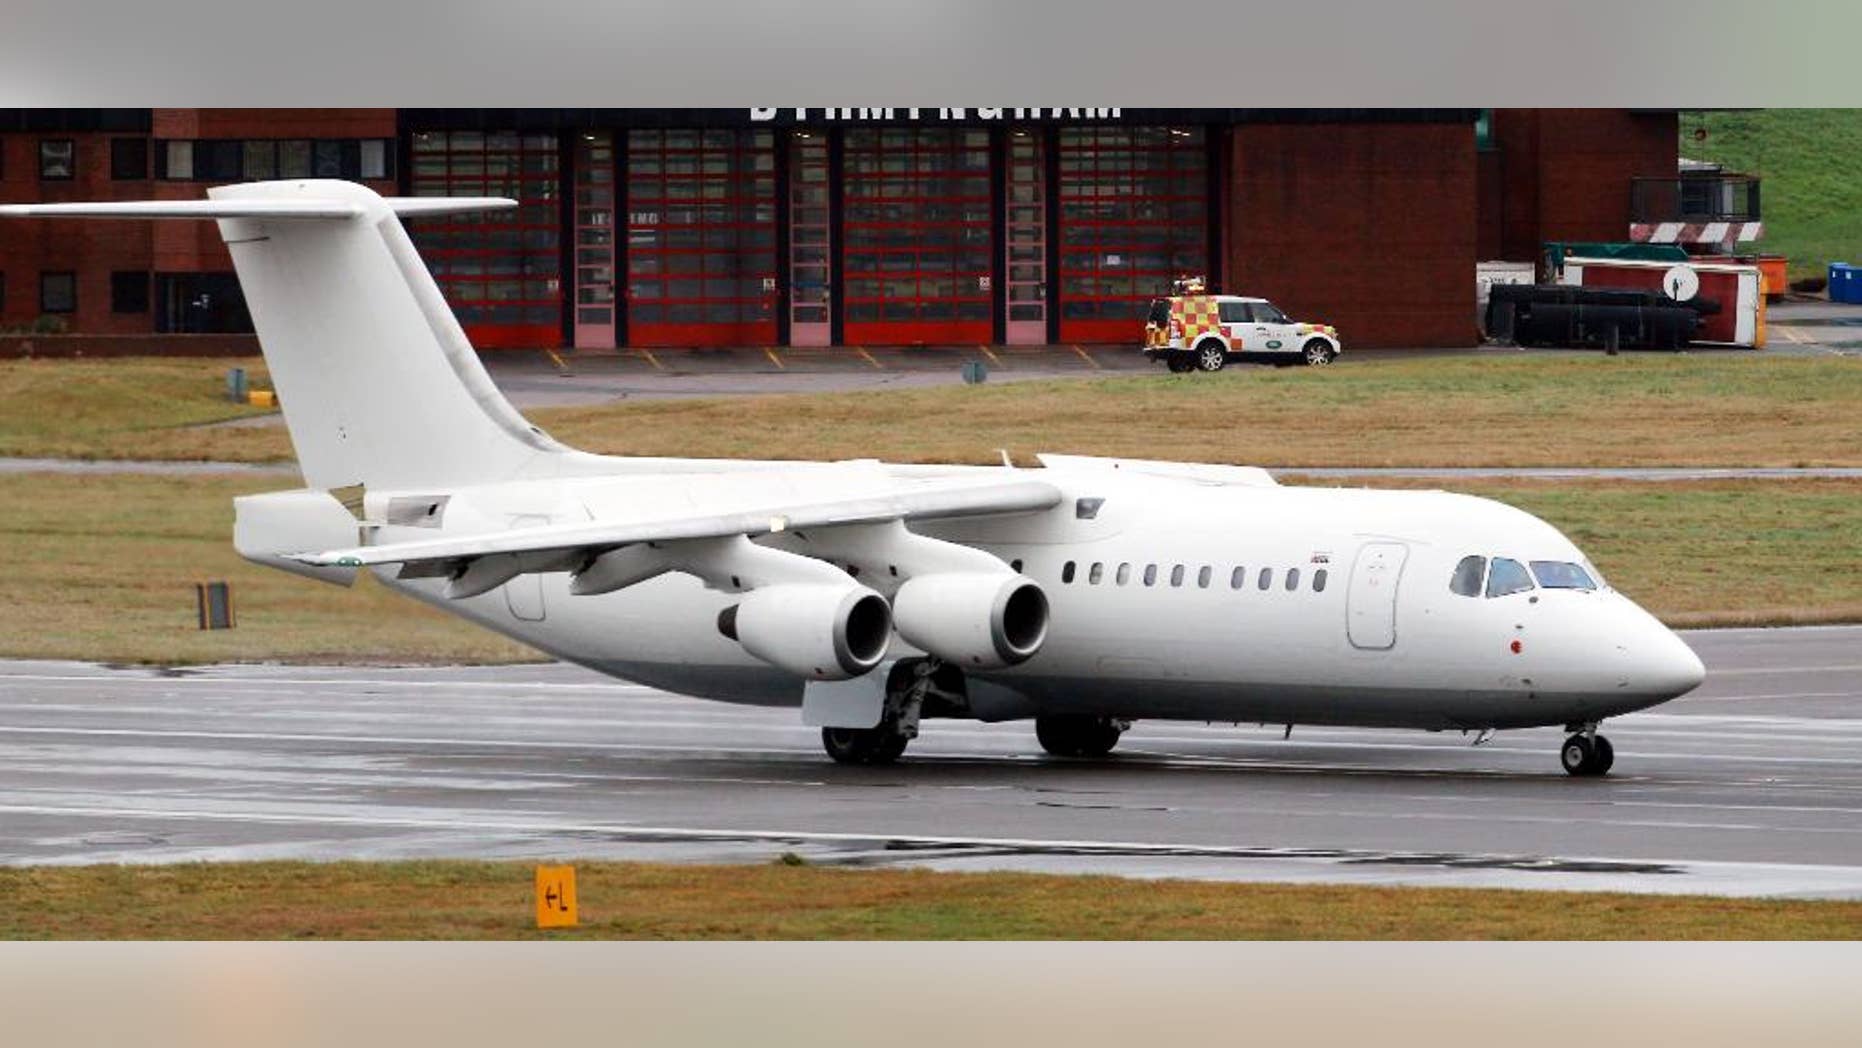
[
  {"xmin": 1449, "ymin": 555, "xmax": 1486, "ymax": 597},
  {"xmin": 1218, "ymin": 301, "xmax": 1248, "ymax": 324},
  {"xmin": 1530, "ymin": 560, "xmax": 1597, "ymax": 590},
  {"xmin": 1251, "ymin": 302, "xmax": 1289, "ymax": 324},
  {"xmin": 1485, "ymin": 557, "xmax": 1534, "ymax": 598}
]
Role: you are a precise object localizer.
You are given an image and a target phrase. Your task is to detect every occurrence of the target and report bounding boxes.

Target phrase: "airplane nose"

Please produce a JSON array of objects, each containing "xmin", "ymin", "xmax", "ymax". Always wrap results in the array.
[{"xmin": 1637, "ymin": 626, "xmax": 1707, "ymax": 699}]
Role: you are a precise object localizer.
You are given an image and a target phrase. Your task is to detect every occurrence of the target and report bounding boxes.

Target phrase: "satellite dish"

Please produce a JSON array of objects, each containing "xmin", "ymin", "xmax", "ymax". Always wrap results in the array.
[{"xmin": 1663, "ymin": 266, "xmax": 1700, "ymax": 302}]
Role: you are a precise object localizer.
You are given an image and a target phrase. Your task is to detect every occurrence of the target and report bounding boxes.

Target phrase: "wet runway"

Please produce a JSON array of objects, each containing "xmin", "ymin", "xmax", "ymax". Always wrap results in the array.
[{"xmin": 1, "ymin": 625, "xmax": 1858, "ymax": 898}]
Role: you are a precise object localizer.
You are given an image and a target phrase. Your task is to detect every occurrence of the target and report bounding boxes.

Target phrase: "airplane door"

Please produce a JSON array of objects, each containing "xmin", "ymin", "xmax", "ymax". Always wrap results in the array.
[
  {"xmin": 1347, "ymin": 541, "xmax": 1408, "ymax": 650},
  {"xmin": 503, "ymin": 515, "xmax": 549, "ymax": 623}
]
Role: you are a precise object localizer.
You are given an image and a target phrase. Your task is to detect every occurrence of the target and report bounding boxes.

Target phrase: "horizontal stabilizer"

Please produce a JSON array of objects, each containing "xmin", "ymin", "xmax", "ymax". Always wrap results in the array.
[{"xmin": 0, "ymin": 197, "xmax": 515, "ymax": 221}]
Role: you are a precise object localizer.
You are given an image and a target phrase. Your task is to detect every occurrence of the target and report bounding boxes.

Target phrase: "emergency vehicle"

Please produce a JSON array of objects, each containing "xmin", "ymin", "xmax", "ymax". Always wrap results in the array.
[{"xmin": 1142, "ymin": 279, "xmax": 1342, "ymax": 372}]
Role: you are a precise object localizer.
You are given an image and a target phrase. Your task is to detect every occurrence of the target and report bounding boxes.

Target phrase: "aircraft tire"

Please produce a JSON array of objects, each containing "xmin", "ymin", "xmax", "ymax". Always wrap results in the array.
[
  {"xmin": 822, "ymin": 725, "xmax": 910, "ymax": 765},
  {"xmin": 1036, "ymin": 715, "xmax": 1124, "ymax": 758},
  {"xmin": 1560, "ymin": 733, "xmax": 1613, "ymax": 777}
]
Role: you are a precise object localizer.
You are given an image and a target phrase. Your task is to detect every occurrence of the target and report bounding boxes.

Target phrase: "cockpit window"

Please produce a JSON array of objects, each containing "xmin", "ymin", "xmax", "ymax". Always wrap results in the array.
[
  {"xmin": 1485, "ymin": 557, "xmax": 1534, "ymax": 597},
  {"xmin": 1449, "ymin": 555, "xmax": 1486, "ymax": 597},
  {"xmin": 1530, "ymin": 560, "xmax": 1597, "ymax": 590}
]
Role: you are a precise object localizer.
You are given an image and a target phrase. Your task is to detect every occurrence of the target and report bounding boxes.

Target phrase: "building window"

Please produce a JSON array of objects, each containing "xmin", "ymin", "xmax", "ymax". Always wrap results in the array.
[
  {"xmin": 243, "ymin": 140, "xmax": 276, "ymax": 181},
  {"xmin": 111, "ymin": 138, "xmax": 149, "ymax": 180},
  {"xmin": 40, "ymin": 140, "xmax": 76, "ymax": 180},
  {"xmin": 1475, "ymin": 109, "xmax": 1496, "ymax": 152},
  {"xmin": 41, "ymin": 272, "xmax": 77, "ymax": 314},
  {"xmin": 164, "ymin": 140, "xmax": 194, "ymax": 180},
  {"xmin": 111, "ymin": 271, "xmax": 151, "ymax": 314},
  {"xmin": 360, "ymin": 139, "xmax": 388, "ymax": 180},
  {"xmin": 279, "ymin": 140, "xmax": 312, "ymax": 178}
]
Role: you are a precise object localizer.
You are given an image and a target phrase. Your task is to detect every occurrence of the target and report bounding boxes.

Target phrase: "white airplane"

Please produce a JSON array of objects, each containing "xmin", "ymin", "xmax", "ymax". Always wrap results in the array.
[{"xmin": 2, "ymin": 181, "xmax": 1706, "ymax": 776}]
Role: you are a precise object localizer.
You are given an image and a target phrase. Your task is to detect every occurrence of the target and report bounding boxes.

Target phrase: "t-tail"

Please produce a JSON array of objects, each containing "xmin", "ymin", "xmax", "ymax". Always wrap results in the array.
[{"xmin": 0, "ymin": 180, "xmax": 567, "ymax": 491}]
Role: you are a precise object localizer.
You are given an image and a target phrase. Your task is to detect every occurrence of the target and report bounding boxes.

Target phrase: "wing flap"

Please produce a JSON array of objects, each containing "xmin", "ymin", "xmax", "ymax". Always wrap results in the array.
[{"xmin": 293, "ymin": 476, "xmax": 1062, "ymax": 569}]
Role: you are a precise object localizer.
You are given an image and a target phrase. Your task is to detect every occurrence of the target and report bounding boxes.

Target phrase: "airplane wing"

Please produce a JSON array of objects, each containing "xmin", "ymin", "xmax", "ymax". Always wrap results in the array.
[{"xmin": 293, "ymin": 474, "xmax": 1062, "ymax": 572}]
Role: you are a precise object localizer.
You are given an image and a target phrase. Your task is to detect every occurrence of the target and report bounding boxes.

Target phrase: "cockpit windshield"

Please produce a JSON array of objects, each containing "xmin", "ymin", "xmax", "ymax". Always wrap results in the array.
[
  {"xmin": 1530, "ymin": 560, "xmax": 1598, "ymax": 591},
  {"xmin": 1485, "ymin": 557, "xmax": 1534, "ymax": 597}
]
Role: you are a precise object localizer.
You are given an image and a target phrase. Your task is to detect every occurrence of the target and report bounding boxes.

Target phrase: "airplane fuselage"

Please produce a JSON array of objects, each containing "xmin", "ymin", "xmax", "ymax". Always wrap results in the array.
[{"xmin": 380, "ymin": 460, "xmax": 1704, "ymax": 734}]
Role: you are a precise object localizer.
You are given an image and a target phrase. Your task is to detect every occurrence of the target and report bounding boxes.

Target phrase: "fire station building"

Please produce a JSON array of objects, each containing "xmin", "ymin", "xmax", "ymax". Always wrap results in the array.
[{"xmin": 0, "ymin": 108, "xmax": 1684, "ymax": 352}]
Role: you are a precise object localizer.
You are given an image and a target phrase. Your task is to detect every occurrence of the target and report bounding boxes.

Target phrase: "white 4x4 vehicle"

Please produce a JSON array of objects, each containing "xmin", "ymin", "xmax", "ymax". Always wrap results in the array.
[{"xmin": 1142, "ymin": 294, "xmax": 1343, "ymax": 373}]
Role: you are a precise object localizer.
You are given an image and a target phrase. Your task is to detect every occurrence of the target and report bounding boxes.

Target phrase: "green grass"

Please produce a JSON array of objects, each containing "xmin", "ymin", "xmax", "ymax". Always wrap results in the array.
[
  {"xmin": 5, "ymin": 354, "xmax": 1862, "ymax": 468},
  {"xmin": 0, "ymin": 356, "xmax": 277, "ymax": 461},
  {"xmin": 0, "ymin": 471, "xmax": 1856, "ymax": 665},
  {"xmin": 1, "ymin": 861, "xmax": 1857, "ymax": 939},
  {"xmin": 1682, "ymin": 109, "xmax": 1862, "ymax": 279}
]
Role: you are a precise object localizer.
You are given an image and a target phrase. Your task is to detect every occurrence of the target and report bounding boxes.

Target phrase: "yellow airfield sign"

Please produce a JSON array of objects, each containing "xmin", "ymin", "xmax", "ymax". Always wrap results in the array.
[{"xmin": 534, "ymin": 865, "xmax": 578, "ymax": 929}]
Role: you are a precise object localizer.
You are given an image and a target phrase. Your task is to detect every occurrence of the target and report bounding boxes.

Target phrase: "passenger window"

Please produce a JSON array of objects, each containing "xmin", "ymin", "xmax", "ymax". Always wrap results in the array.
[
  {"xmin": 1062, "ymin": 561, "xmax": 1076, "ymax": 584},
  {"xmin": 1089, "ymin": 562, "xmax": 1104, "ymax": 585},
  {"xmin": 1116, "ymin": 562, "xmax": 1131, "ymax": 586},
  {"xmin": 1286, "ymin": 568, "xmax": 1300, "ymax": 591},
  {"xmin": 1231, "ymin": 566, "xmax": 1246, "ymax": 589},
  {"xmin": 1142, "ymin": 564, "xmax": 1157, "ymax": 586},
  {"xmin": 1218, "ymin": 301, "xmax": 1248, "ymax": 324},
  {"xmin": 1485, "ymin": 557, "xmax": 1535, "ymax": 598},
  {"xmin": 1170, "ymin": 565, "xmax": 1185, "ymax": 587},
  {"xmin": 1312, "ymin": 568, "xmax": 1328, "ymax": 592},
  {"xmin": 1198, "ymin": 565, "xmax": 1212, "ymax": 588},
  {"xmin": 1257, "ymin": 568, "xmax": 1273, "ymax": 591},
  {"xmin": 1449, "ymin": 555, "xmax": 1486, "ymax": 597}
]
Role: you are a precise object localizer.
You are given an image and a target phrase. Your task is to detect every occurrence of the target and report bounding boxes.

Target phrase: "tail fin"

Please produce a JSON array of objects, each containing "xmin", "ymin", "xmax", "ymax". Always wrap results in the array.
[{"xmin": 1, "ymin": 181, "xmax": 566, "ymax": 491}]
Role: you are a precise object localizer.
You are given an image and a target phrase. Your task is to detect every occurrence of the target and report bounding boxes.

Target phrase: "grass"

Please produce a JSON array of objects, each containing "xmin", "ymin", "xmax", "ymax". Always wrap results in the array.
[
  {"xmin": 1, "ymin": 860, "xmax": 1858, "ymax": 939},
  {"xmin": 4, "ymin": 354, "xmax": 1862, "ymax": 469},
  {"xmin": 0, "ymin": 471, "xmax": 1856, "ymax": 665},
  {"xmin": 0, "ymin": 471, "xmax": 532, "ymax": 665},
  {"xmin": 0, "ymin": 356, "xmax": 279, "ymax": 461},
  {"xmin": 1681, "ymin": 109, "xmax": 1862, "ymax": 280},
  {"xmin": 539, "ymin": 356, "xmax": 1862, "ymax": 468}
]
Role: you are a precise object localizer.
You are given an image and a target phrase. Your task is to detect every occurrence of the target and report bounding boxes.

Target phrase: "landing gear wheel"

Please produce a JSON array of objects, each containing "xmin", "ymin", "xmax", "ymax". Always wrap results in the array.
[
  {"xmin": 822, "ymin": 725, "xmax": 910, "ymax": 766},
  {"xmin": 1590, "ymin": 735, "xmax": 1615, "ymax": 775},
  {"xmin": 1302, "ymin": 340, "xmax": 1335, "ymax": 366},
  {"xmin": 1195, "ymin": 342, "xmax": 1228, "ymax": 372},
  {"xmin": 1165, "ymin": 352, "xmax": 1194, "ymax": 373},
  {"xmin": 1035, "ymin": 715, "xmax": 1125, "ymax": 758},
  {"xmin": 1560, "ymin": 733, "xmax": 1614, "ymax": 777}
]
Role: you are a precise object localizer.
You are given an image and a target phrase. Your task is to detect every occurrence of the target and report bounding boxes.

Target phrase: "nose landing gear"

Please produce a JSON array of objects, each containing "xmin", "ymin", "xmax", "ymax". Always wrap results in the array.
[{"xmin": 1560, "ymin": 725, "xmax": 1615, "ymax": 777}]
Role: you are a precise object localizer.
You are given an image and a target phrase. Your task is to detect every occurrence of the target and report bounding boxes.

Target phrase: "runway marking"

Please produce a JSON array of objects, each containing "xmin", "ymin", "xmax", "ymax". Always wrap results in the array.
[
  {"xmin": 3, "ymin": 724, "xmax": 1858, "ymax": 770},
  {"xmin": 762, "ymin": 347, "xmax": 785, "ymax": 370},
  {"xmin": 1069, "ymin": 344, "xmax": 1102, "ymax": 369},
  {"xmin": 852, "ymin": 346, "xmax": 882, "ymax": 369},
  {"xmin": 638, "ymin": 349, "xmax": 665, "ymax": 371},
  {"xmin": 979, "ymin": 345, "xmax": 1001, "ymax": 366},
  {"xmin": 0, "ymin": 799, "xmax": 1717, "ymax": 877}
]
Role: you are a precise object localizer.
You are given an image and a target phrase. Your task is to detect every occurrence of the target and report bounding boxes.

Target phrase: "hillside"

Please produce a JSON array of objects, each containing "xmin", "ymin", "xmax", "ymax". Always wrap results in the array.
[{"xmin": 1681, "ymin": 109, "xmax": 1862, "ymax": 279}]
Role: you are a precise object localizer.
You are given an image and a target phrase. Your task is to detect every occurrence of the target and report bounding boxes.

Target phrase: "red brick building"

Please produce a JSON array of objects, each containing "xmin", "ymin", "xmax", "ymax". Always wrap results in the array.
[{"xmin": 0, "ymin": 108, "xmax": 1683, "ymax": 352}]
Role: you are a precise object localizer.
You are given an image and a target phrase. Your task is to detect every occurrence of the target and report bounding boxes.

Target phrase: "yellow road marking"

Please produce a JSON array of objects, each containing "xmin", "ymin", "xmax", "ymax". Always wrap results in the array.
[
  {"xmin": 1070, "ymin": 344, "xmax": 1102, "ymax": 369},
  {"xmin": 763, "ymin": 347, "xmax": 786, "ymax": 369},
  {"xmin": 979, "ymin": 344, "xmax": 1002, "ymax": 366},
  {"xmin": 639, "ymin": 349, "xmax": 665, "ymax": 371},
  {"xmin": 854, "ymin": 346, "xmax": 882, "ymax": 369},
  {"xmin": 545, "ymin": 348, "xmax": 570, "ymax": 373}
]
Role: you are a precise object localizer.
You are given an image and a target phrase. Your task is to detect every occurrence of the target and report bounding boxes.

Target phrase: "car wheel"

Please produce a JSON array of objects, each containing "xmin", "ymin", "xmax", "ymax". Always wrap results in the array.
[
  {"xmin": 1165, "ymin": 352, "xmax": 1194, "ymax": 373},
  {"xmin": 1302, "ymin": 340, "xmax": 1335, "ymax": 366},
  {"xmin": 1195, "ymin": 341, "xmax": 1227, "ymax": 372}
]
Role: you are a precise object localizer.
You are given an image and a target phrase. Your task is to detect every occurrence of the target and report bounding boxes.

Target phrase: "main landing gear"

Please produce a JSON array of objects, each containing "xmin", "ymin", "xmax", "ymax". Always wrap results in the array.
[
  {"xmin": 1560, "ymin": 723, "xmax": 1615, "ymax": 777},
  {"xmin": 1035, "ymin": 715, "xmax": 1129, "ymax": 758},
  {"xmin": 821, "ymin": 660, "xmax": 943, "ymax": 766}
]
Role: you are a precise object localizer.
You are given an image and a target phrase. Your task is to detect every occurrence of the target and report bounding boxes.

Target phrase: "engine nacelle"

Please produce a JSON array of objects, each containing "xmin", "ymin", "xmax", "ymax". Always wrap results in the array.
[
  {"xmin": 892, "ymin": 573, "xmax": 1049, "ymax": 669},
  {"xmin": 718, "ymin": 583, "xmax": 892, "ymax": 681}
]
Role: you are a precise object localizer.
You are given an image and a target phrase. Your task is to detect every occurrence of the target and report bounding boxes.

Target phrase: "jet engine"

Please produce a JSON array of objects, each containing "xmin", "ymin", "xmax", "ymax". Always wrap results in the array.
[
  {"xmin": 891, "ymin": 573, "xmax": 1049, "ymax": 669},
  {"xmin": 718, "ymin": 583, "xmax": 892, "ymax": 681}
]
